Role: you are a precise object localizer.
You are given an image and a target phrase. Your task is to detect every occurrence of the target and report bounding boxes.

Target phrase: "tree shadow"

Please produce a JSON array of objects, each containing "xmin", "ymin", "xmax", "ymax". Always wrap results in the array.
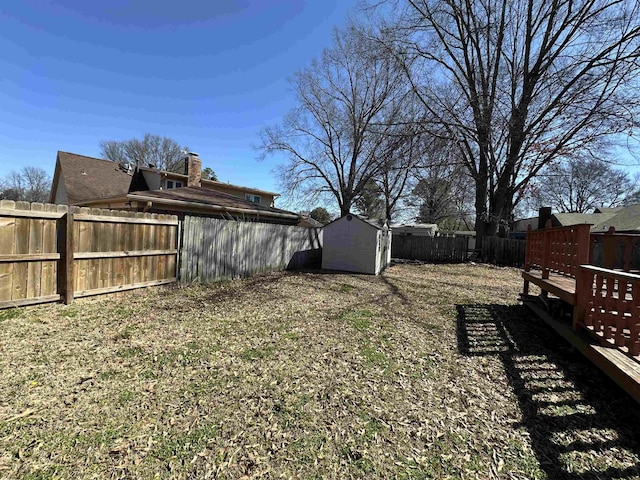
[{"xmin": 456, "ymin": 303, "xmax": 640, "ymax": 480}]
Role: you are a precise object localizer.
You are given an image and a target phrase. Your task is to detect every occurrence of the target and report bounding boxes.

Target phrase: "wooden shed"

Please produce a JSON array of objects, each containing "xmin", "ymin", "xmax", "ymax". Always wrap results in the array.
[{"xmin": 321, "ymin": 214, "xmax": 392, "ymax": 275}]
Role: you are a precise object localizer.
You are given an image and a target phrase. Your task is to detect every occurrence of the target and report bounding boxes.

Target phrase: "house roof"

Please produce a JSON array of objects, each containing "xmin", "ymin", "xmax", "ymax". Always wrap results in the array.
[
  {"xmin": 127, "ymin": 187, "xmax": 299, "ymax": 220},
  {"xmin": 593, "ymin": 206, "xmax": 623, "ymax": 214},
  {"xmin": 553, "ymin": 211, "xmax": 617, "ymax": 227},
  {"xmin": 55, "ymin": 151, "xmax": 134, "ymax": 204},
  {"xmin": 591, "ymin": 204, "xmax": 640, "ymax": 233},
  {"xmin": 298, "ymin": 216, "xmax": 324, "ymax": 228},
  {"xmin": 551, "ymin": 205, "xmax": 640, "ymax": 233},
  {"xmin": 137, "ymin": 166, "xmax": 279, "ymax": 197}
]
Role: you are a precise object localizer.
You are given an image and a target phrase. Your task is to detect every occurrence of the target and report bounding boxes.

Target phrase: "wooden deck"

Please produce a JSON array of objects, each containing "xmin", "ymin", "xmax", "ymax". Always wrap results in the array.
[
  {"xmin": 521, "ymin": 224, "xmax": 640, "ymax": 402},
  {"xmin": 521, "ymin": 270, "xmax": 576, "ymax": 305},
  {"xmin": 522, "ymin": 297, "xmax": 640, "ymax": 403}
]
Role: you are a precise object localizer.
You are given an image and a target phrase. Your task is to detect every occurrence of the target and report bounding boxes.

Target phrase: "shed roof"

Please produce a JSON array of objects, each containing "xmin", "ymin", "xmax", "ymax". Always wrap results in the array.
[{"xmin": 324, "ymin": 213, "xmax": 386, "ymax": 230}]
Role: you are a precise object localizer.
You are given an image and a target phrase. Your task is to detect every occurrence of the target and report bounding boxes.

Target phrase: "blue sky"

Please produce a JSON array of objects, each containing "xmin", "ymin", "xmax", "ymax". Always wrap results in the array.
[{"xmin": 0, "ymin": 0, "xmax": 357, "ymax": 203}]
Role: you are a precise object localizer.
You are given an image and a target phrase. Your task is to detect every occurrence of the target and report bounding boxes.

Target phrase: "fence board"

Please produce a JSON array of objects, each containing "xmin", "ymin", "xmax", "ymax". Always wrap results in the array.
[
  {"xmin": 179, "ymin": 217, "xmax": 322, "ymax": 283},
  {"xmin": 42, "ymin": 203, "xmax": 58, "ymax": 297},
  {"xmin": 13, "ymin": 202, "xmax": 31, "ymax": 300},
  {"xmin": 71, "ymin": 209, "xmax": 178, "ymax": 298},
  {"xmin": 391, "ymin": 235, "xmax": 469, "ymax": 263},
  {"xmin": 481, "ymin": 236, "xmax": 527, "ymax": 267},
  {"xmin": 2, "ymin": 200, "xmax": 317, "ymax": 307},
  {"xmin": 0, "ymin": 201, "xmax": 16, "ymax": 301},
  {"xmin": 0, "ymin": 202, "xmax": 180, "ymax": 308}
]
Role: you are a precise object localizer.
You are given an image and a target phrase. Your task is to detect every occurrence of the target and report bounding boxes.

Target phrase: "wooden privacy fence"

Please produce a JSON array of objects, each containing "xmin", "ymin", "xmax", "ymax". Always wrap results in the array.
[
  {"xmin": 391, "ymin": 235, "xmax": 469, "ymax": 263},
  {"xmin": 180, "ymin": 216, "xmax": 322, "ymax": 283},
  {"xmin": 480, "ymin": 237, "xmax": 527, "ymax": 267},
  {"xmin": 0, "ymin": 201, "xmax": 178, "ymax": 309}
]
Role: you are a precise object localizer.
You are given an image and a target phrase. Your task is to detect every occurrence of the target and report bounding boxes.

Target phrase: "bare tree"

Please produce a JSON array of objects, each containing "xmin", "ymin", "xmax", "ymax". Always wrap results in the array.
[
  {"xmin": 100, "ymin": 133, "xmax": 189, "ymax": 172},
  {"xmin": 527, "ymin": 156, "xmax": 633, "ymax": 213},
  {"xmin": 0, "ymin": 167, "xmax": 51, "ymax": 202},
  {"xmin": 409, "ymin": 137, "xmax": 475, "ymax": 228},
  {"xmin": 375, "ymin": 0, "xmax": 640, "ymax": 245},
  {"xmin": 259, "ymin": 23, "xmax": 409, "ymax": 216},
  {"xmin": 372, "ymin": 110, "xmax": 429, "ymax": 221}
]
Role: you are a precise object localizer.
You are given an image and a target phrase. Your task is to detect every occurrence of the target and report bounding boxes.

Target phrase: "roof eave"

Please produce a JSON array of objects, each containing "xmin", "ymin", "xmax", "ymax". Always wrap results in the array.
[
  {"xmin": 126, "ymin": 193, "xmax": 299, "ymax": 220},
  {"xmin": 73, "ymin": 195, "xmax": 130, "ymax": 206},
  {"xmin": 138, "ymin": 166, "xmax": 280, "ymax": 197}
]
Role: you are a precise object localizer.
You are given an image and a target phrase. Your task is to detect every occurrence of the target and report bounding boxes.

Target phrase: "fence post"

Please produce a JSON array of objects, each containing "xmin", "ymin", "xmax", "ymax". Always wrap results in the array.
[{"xmin": 57, "ymin": 212, "xmax": 74, "ymax": 304}]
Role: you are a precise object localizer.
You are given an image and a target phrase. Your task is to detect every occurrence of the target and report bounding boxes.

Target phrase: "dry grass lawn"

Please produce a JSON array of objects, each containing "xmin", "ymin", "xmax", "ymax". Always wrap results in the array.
[{"xmin": 0, "ymin": 263, "xmax": 639, "ymax": 479}]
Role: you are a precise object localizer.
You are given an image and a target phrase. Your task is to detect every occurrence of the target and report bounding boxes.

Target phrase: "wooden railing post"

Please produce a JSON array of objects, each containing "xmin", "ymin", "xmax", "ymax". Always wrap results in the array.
[
  {"xmin": 542, "ymin": 221, "xmax": 551, "ymax": 279},
  {"xmin": 523, "ymin": 225, "xmax": 532, "ymax": 295},
  {"xmin": 602, "ymin": 226, "xmax": 617, "ymax": 270},
  {"xmin": 573, "ymin": 265, "xmax": 590, "ymax": 331},
  {"xmin": 57, "ymin": 212, "xmax": 74, "ymax": 304},
  {"xmin": 575, "ymin": 224, "xmax": 591, "ymax": 273}
]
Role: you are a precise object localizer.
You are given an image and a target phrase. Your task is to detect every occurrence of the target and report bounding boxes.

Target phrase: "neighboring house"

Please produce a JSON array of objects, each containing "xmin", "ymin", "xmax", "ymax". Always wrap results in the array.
[
  {"xmin": 589, "ymin": 205, "xmax": 640, "ymax": 233},
  {"xmin": 549, "ymin": 205, "xmax": 636, "ymax": 232},
  {"xmin": 50, "ymin": 151, "xmax": 300, "ymax": 225},
  {"xmin": 438, "ymin": 230, "xmax": 477, "ymax": 250},
  {"xmin": 322, "ymin": 213, "xmax": 392, "ymax": 275},
  {"xmin": 552, "ymin": 211, "xmax": 619, "ymax": 229},
  {"xmin": 511, "ymin": 216, "xmax": 539, "ymax": 233},
  {"xmin": 515, "ymin": 205, "xmax": 640, "ymax": 233},
  {"xmin": 391, "ymin": 223, "xmax": 438, "ymax": 237}
]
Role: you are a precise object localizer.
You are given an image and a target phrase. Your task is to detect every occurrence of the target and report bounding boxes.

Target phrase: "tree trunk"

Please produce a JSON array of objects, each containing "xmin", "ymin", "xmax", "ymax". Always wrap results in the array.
[
  {"xmin": 340, "ymin": 197, "xmax": 352, "ymax": 217},
  {"xmin": 473, "ymin": 152, "xmax": 490, "ymax": 250}
]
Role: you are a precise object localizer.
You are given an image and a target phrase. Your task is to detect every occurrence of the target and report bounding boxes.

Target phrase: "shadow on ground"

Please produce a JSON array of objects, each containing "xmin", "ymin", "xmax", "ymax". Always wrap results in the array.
[{"xmin": 457, "ymin": 304, "xmax": 640, "ymax": 480}]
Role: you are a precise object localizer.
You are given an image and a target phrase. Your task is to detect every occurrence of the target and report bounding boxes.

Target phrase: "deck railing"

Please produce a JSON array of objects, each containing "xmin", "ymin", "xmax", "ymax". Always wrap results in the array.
[
  {"xmin": 589, "ymin": 230, "xmax": 640, "ymax": 272},
  {"xmin": 525, "ymin": 224, "xmax": 591, "ymax": 278},
  {"xmin": 575, "ymin": 265, "xmax": 640, "ymax": 359}
]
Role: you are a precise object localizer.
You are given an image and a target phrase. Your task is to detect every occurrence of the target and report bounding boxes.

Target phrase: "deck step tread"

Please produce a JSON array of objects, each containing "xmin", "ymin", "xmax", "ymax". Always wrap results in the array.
[{"xmin": 522, "ymin": 298, "xmax": 640, "ymax": 403}]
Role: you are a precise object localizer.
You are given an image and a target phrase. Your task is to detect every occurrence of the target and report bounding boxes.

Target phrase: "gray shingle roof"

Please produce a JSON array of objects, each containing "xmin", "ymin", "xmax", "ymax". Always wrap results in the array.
[
  {"xmin": 552, "ymin": 205, "xmax": 640, "ymax": 233},
  {"xmin": 127, "ymin": 187, "xmax": 299, "ymax": 218},
  {"xmin": 591, "ymin": 204, "xmax": 640, "ymax": 233},
  {"xmin": 553, "ymin": 212, "xmax": 617, "ymax": 227},
  {"xmin": 57, "ymin": 151, "xmax": 132, "ymax": 204}
]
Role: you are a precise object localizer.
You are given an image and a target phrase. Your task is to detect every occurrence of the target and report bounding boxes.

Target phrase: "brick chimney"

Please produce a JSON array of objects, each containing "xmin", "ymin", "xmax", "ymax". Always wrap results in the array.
[
  {"xmin": 184, "ymin": 153, "xmax": 202, "ymax": 188},
  {"xmin": 538, "ymin": 206, "xmax": 552, "ymax": 229}
]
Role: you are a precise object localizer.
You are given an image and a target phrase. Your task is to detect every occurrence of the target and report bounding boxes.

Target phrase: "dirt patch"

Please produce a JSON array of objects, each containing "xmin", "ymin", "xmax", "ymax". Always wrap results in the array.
[{"xmin": 0, "ymin": 263, "xmax": 638, "ymax": 479}]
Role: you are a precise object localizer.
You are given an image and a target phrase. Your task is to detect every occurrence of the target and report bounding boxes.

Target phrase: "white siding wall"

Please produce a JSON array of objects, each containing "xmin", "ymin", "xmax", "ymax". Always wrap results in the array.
[
  {"xmin": 322, "ymin": 216, "xmax": 379, "ymax": 274},
  {"xmin": 375, "ymin": 228, "xmax": 392, "ymax": 274}
]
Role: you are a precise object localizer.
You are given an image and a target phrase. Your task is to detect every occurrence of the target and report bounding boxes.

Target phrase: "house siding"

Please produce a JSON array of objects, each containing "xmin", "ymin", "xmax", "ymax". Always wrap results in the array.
[{"xmin": 140, "ymin": 170, "xmax": 275, "ymax": 206}]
